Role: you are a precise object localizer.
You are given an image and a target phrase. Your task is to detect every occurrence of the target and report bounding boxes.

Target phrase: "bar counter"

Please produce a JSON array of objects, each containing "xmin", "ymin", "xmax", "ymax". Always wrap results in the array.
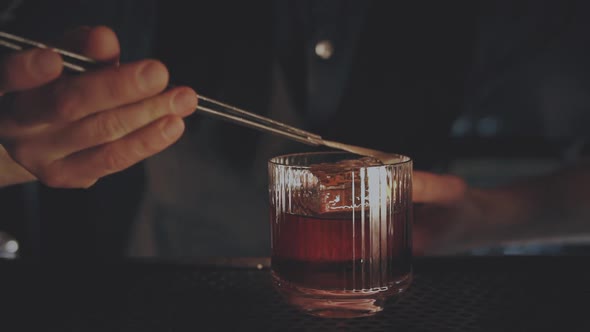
[{"xmin": 1, "ymin": 255, "xmax": 589, "ymax": 331}]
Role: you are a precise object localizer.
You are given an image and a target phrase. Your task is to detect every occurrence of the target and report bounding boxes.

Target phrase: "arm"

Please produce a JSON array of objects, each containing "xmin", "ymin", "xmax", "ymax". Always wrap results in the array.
[
  {"xmin": 413, "ymin": 158, "xmax": 590, "ymax": 255},
  {"xmin": 470, "ymin": 159, "xmax": 590, "ymax": 246}
]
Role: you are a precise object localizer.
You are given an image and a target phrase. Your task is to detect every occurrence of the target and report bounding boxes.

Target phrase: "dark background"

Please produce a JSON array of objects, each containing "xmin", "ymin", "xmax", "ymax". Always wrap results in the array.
[{"xmin": 1, "ymin": 0, "xmax": 590, "ymax": 260}]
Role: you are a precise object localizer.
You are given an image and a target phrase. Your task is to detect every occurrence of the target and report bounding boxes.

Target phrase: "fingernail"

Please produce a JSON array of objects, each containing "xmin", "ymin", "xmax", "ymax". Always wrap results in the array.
[
  {"xmin": 139, "ymin": 61, "xmax": 168, "ymax": 91},
  {"xmin": 33, "ymin": 50, "xmax": 62, "ymax": 77},
  {"xmin": 172, "ymin": 89, "xmax": 198, "ymax": 115},
  {"xmin": 163, "ymin": 118, "xmax": 184, "ymax": 140}
]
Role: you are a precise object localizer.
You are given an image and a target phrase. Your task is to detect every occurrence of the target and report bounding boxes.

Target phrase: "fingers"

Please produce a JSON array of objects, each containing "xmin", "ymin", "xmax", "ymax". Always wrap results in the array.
[
  {"xmin": 0, "ymin": 25, "xmax": 118, "ymax": 96},
  {"xmin": 0, "ymin": 26, "xmax": 186, "ymax": 189},
  {"xmin": 48, "ymin": 115, "xmax": 185, "ymax": 188},
  {"xmin": 82, "ymin": 26, "xmax": 121, "ymax": 62},
  {"xmin": 58, "ymin": 25, "xmax": 120, "ymax": 63},
  {"xmin": 14, "ymin": 59, "xmax": 169, "ymax": 124},
  {"xmin": 413, "ymin": 170, "xmax": 467, "ymax": 205},
  {"xmin": 45, "ymin": 87, "xmax": 197, "ymax": 159},
  {"xmin": 0, "ymin": 48, "xmax": 63, "ymax": 93}
]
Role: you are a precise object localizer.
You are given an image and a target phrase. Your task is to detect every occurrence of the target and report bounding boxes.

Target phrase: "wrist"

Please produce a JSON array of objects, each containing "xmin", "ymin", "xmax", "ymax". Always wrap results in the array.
[{"xmin": 0, "ymin": 145, "xmax": 36, "ymax": 188}]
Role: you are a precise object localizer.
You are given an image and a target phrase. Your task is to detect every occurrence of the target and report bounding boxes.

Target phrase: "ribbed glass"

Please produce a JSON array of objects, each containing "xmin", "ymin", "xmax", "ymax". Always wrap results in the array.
[{"xmin": 268, "ymin": 151, "xmax": 412, "ymax": 318}]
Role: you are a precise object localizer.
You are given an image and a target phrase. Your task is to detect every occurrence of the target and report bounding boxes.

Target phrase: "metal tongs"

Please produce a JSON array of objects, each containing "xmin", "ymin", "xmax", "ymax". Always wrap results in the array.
[{"xmin": 0, "ymin": 30, "xmax": 403, "ymax": 164}]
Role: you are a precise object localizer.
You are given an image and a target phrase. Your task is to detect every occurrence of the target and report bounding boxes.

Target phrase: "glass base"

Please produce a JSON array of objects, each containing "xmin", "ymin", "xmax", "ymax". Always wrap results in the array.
[{"xmin": 272, "ymin": 272, "xmax": 412, "ymax": 318}]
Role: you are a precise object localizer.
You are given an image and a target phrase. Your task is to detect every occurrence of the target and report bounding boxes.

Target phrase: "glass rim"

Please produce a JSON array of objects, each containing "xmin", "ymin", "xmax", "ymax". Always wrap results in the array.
[{"xmin": 268, "ymin": 150, "xmax": 412, "ymax": 169}]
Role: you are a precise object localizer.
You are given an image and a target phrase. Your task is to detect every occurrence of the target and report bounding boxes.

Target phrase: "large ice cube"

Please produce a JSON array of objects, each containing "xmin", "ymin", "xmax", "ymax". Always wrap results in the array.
[{"xmin": 302, "ymin": 157, "xmax": 383, "ymax": 216}]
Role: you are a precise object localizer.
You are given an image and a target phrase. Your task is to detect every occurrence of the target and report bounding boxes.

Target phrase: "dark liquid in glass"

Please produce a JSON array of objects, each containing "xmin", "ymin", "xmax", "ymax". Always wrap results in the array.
[{"xmin": 271, "ymin": 211, "xmax": 411, "ymax": 291}]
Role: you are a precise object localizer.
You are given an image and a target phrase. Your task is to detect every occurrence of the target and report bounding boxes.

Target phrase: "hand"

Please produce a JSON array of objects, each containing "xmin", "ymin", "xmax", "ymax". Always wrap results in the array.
[
  {"xmin": 0, "ymin": 26, "xmax": 198, "ymax": 188},
  {"xmin": 412, "ymin": 170, "xmax": 476, "ymax": 255},
  {"xmin": 411, "ymin": 170, "xmax": 542, "ymax": 256},
  {"xmin": 412, "ymin": 170, "xmax": 467, "ymax": 205}
]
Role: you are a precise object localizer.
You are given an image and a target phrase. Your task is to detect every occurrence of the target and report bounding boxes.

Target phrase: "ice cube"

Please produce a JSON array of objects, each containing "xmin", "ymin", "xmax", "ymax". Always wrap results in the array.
[
  {"xmin": 302, "ymin": 157, "xmax": 383, "ymax": 216},
  {"xmin": 309, "ymin": 157, "xmax": 383, "ymax": 188}
]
